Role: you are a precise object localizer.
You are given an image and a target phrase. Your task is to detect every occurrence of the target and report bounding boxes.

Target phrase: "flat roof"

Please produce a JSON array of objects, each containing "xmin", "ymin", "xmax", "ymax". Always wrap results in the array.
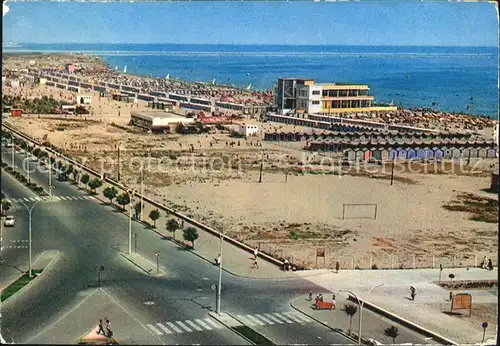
[
  {"xmin": 131, "ymin": 111, "xmax": 187, "ymax": 119},
  {"xmin": 279, "ymin": 77, "xmax": 315, "ymax": 81},
  {"xmin": 315, "ymin": 83, "xmax": 368, "ymax": 86}
]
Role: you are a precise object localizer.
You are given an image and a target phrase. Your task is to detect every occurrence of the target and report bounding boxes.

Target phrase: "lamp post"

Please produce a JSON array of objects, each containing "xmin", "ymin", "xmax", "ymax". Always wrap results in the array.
[
  {"xmin": 47, "ymin": 151, "xmax": 52, "ymax": 198},
  {"xmin": 126, "ymin": 189, "xmax": 136, "ymax": 254},
  {"xmin": 216, "ymin": 229, "xmax": 228, "ymax": 315},
  {"xmin": 339, "ymin": 283, "xmax": 384, "ymax": 345},
  {"xmin": 140, "ymin": 169, "xmax": 144, "ymax": 222},
  {"xmin": 17, "ymin": 199, "xmax": 41, "ymax": 278},
  {"xmin": 11, "ymin": 138, "xmax": 15, "ymax": 167}
]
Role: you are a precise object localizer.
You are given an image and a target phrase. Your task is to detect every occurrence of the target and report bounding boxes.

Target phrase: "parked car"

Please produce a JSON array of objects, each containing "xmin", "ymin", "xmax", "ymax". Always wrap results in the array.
[{"xmin": 4, "ymin": 215, "xmax": 15, "ymax": 227}]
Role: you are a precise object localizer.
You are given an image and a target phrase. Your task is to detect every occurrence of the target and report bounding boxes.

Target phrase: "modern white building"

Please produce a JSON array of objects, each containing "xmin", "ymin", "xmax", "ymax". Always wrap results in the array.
[
  {"xmin": 237, "ymin": 124, "xmax": 259, "ymax": 137},
  {"xmin": 76, "ymin": 95, "xmax": 92, "ymax": 105},
  {"xmin": 131, "ymin": 111, "xmax": 195, "ymax": 133},
  {"xmin": 275, "ymin": 77, "xmax": 397, "ymax": 115}
]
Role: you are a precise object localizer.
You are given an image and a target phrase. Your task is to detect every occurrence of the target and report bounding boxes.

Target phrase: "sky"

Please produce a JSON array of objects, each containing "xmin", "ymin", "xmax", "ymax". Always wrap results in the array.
[{"xmin": 2, "ymin": 1, "xmax": 499, "ymax": 46}]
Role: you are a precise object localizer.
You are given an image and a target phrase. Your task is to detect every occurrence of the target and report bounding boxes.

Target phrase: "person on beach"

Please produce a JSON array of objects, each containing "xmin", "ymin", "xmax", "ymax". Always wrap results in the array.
[
  {"xmin": 410, "ymin": 286, "xmax": 416, "ymax": 300},
  {"xmin": 253, "ymin": 247, "xmax": 259, "ymax": 260},
  {"xmin": 487, "ymin": 258, "xmax": 494, "ymax": 271},
  {"xmin": 335, "ymin": 260, "xmax": 340, "ymax": 274}
]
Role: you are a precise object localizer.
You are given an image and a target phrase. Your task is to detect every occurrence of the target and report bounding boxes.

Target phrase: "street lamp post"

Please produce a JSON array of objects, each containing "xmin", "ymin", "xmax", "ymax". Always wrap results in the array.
[
  {"xmin": 140, "ymin": 169, "xmax": 144, "ymax": 222},
  {"xmin": 47, "ymin": 152, "xmax": 52, "ymax": 198},
  {"xmin": 17, "ymin": 199, "xmax": 41, "ymax": 278},
  {"xmin": 339, "ymin": 283, "xmax": 384, "ymax": 345},
  {"xmin": 216, "ymin": 229, "xmax": 227, "ymax": 315},
  {"xmin": 11, "ymin": 138, "xmax": 15, "ymax": 167},
  {"xmin": 126, "ymin": 189, "xmax": 136, "ymax": 254}
]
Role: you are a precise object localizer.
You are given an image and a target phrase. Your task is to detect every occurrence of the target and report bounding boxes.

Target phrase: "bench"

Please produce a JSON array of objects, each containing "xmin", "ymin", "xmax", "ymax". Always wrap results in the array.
[{"xmin": 315, "ymin": 300, "xmax": 335, "ymax": 310}]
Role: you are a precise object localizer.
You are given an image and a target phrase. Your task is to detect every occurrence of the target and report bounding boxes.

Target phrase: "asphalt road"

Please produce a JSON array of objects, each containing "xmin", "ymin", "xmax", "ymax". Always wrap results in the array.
[{"xmin": 1, "ymin": 145, "xmax": 432, "ymax": 345}]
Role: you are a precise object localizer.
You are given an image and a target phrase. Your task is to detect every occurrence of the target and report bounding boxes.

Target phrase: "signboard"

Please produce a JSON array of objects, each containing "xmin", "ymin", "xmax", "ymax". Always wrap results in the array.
[
  {"xmin": 155, "ymin": 251, "xmax": 160, "ymax": 257},
  {"xmin": 451, "ymin": 293, "xmax": 472, "ymax": 316}
]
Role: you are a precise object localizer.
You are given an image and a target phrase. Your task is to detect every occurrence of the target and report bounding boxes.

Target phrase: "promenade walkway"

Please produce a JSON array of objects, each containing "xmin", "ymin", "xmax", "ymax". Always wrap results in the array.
[{"xmin": 300, "ymin": 268, "xmax": 498, "ymax": 345}]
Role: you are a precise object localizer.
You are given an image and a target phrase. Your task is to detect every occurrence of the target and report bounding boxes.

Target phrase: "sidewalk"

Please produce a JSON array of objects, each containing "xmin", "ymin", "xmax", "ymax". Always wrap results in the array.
[
  {"xmin": 301, "ymin": 268, "xmax": 498, "ymax": 345},
  {"xmin": 97, "ymin": 187, "xmax": 296, "ymax": 279},
  {"xmin": 120, "ymin": 252, "xmax": 166, "ymax": 276}
]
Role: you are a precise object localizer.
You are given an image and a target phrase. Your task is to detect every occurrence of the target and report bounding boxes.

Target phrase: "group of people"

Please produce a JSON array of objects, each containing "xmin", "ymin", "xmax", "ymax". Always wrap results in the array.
[
  {"xmin": 480, "ymin": 256, "xmax": 494, "ymax": 271},
  {"xmin": 96, "ymin": 318, "xmax": 113, "ymax": 338}
]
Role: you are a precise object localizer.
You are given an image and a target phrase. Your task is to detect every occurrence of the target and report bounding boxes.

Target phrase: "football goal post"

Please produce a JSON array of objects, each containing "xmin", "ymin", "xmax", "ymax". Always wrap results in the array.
[{"xmin": 342, "ymin": 203, "xmax": 378, "ymax": 220}]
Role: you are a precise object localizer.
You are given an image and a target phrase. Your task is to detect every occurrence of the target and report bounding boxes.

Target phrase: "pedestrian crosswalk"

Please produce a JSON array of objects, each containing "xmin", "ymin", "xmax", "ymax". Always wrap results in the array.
[
  {"xmin": 5, "ymin": 195, "xmax": 96, "ymax": 203},
  {"xmin": 145, "ymin": 311, "xmax": 312, "ymax": 336}
]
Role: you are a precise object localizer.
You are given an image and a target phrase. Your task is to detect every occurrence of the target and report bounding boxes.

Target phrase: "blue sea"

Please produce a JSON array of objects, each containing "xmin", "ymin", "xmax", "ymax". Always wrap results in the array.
[{"xmin": 4, "ymin": 43, "xmax": 499, "ymax": 118}]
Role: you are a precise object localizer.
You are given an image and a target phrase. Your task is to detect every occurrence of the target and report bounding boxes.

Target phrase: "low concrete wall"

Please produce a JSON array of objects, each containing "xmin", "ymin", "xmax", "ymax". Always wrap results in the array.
[
  {"xmin": 3, "ymin": 123, "xmax": 285, "ymax": 270},
  {"xmin": 347, "ymin": 294, "xmax": 458, "ymax": 345}
]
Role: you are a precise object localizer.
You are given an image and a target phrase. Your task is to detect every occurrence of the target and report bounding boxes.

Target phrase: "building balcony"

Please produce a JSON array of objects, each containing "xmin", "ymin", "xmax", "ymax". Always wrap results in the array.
[{"xmin": 321, "ymin": 96, "xmax": 374, "ymax": 101}]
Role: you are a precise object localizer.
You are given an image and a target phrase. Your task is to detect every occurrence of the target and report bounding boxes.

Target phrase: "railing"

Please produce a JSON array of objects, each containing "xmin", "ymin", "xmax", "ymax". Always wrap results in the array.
[{"xmin": 2, "ymin": 122, "xmax": 285, "ymax": 268}]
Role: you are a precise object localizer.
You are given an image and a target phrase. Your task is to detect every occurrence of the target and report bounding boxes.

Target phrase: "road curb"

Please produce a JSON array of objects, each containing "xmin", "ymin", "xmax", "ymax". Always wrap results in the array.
[
  {"xmin": 289, "ymin": 298, "xmax": 358, "ymax": 344},
  {"xmin": 208, "ymin": 312, "xmax": 256, "ymax": 345},
  {"xmin": 346, "ymin": 294, "xmax": 459, "ymax": 345},
  {"xmin": 1, "ymin": 250, "xmax": 60, "ymax": 305},
  {"xmin": 119, "ymin": 252, "xmax": 165, "ymax": 276}
]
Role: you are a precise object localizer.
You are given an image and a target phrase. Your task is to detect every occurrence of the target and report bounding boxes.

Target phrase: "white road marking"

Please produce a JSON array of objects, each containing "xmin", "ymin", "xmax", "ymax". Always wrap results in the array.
[
  {"xmin": 175, "ymin": 321, "xmax": 192, "ymax": 332},
  {"xmin": 156, "ymin": 323, "xmax": 172, "ymax": 334},
  {"xmin": 34, "ymin": 196, "xmax": 41, "ymax": 201},
  {"xmin": 237, "ymin": 315, "xmax": 256, "ymax": 326},
  {"xmin": 246, "ymin": 314, "xmax": 265, "ymax": 326},
  {"xmin": 29, "ymin": 197, "xmax": 37, "ymax": 202},
  {"xmin": 195, "ymin": 319, "xmax": 212, "ymax": 330},
  {"xmin": 23, "ymin": 198, "xmax": 31, "ymax": 202},
  {"xmin": 273, "ymin": 313, "xmax": 293, "ymax": 323},
  {"xmin": 146, "ymin": 324, "xmax": 163, "ymax": 335},
  {"xmin": 59, "ymin": 196, "xmax": 68, "ymax": 200},
  {"xmin": 204, "ymin": 318, "xmax": 222, "ymax": 329},
  {"xmin": 185, "ymin": 320, "xmax": 203, "ymax": 331},
  {"xmin": 283, "ymin": 311, "xmax": 304, "ymax": 323},
  {"xmin": 52, "ymin": 196, "xmax": 60, "ymax": 201},
  {"xmin": 255, "ymin": 314, "xmax": 274, "ymax": 325},
  {"xmin": 166, "ymin": 322, "xmax": 183, "ymax": 333},
  {"xmin": 289, "ymin": 311, "xmax": 312, "ymax": 323},
  {"xmin": 264, "ymin": 313, "xmax": 284, "ymax": 324}
]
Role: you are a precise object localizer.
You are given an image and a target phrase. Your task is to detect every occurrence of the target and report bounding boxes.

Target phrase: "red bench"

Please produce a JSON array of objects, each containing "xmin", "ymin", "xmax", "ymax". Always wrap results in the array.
[{"xmin": 315, "ymin": 300, "xmax": 335, "ymax": 310}]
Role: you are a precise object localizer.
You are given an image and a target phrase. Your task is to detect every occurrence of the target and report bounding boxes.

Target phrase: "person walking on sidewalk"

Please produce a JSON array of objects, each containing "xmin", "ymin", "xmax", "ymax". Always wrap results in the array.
[
  {"xmin": 96, "ymin": 319, "xmax": 105, "ymax": 335},
  {"xmin": 253, "ymin": 247, "xmax": 259, "ymax": 260},
  {"xmin": 335, "ymin": 260, "xmax": 340, "ymax": 274},
  {"xmin": 410, "ymin": 286, "xmax": 416, "ymax": 301},
  {"xmin": 252, "ymin": 257, "xmax": 259, "ymax": 269}
]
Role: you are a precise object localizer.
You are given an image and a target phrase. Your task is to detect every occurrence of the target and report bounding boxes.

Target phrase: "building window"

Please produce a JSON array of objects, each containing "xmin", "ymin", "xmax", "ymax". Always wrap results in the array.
[
  {"xmin": 312, "ymin": 101, "xmax": 320, "ymax": 105},
  {"xmin": 312, "ymin": 90, "xmax": 320, "ymax": 95}
]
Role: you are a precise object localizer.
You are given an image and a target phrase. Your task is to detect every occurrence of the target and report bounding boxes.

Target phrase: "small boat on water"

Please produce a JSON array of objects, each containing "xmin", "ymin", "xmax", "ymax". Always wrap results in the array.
[{"xmin": 123, "ymin": 65, "xmax": 127, "ymax": 73}]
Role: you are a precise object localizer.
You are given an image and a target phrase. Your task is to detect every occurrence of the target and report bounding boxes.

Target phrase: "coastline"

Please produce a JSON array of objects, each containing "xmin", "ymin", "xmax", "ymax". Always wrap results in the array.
[{"xmin": 3, "ymin": 45, "xmax": 498, "ymax": 117}]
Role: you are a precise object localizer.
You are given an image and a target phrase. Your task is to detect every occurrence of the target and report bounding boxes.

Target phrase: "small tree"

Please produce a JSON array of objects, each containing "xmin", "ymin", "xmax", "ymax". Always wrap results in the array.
[
  {"xmin": 115, "ymin": 193, "xmax": 130, "ymax": 210},
  {"xmin": 166, "ymin": 218, "xmax": 180, "ymax": 239},
  {"xmin": 81, "ymin": 174, "xmax": 90, "ymax": 189},
  {"xmin": 384, "ymin": 326, "xmax": 400, "ymax": 344},
  {"xmin": 343, "ymin": 304, "xmax": 358, "ymax": 335},
  {"xmin": 103, "ymin": 186, "xmax": 118, "ymax": 204},
  {"xmin": 133, "ymin": 202, "xmax": 142, "ymax": 219},
  {"xmin": 149, "ymin": 209, "xmax": 160, "ymax": 228},
  {"xmin": 183, "ymin": 227, "xmax": 199, "ymax": 249},
  {"xmin": 88, "ymin": 178, "xmax": 103, "ymax": 194}
]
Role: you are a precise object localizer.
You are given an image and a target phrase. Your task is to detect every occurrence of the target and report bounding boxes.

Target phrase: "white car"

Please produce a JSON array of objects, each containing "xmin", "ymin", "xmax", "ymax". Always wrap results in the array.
[{"xmin": 4, "ymin": 216, "xmax": 15, "ymax": 227}]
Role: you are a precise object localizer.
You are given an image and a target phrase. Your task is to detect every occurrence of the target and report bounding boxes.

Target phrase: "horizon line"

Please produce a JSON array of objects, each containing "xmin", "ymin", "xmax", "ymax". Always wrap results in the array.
[{"xmin": 6, "ymin": 42, "xmax": 499, "ymax": 48}]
